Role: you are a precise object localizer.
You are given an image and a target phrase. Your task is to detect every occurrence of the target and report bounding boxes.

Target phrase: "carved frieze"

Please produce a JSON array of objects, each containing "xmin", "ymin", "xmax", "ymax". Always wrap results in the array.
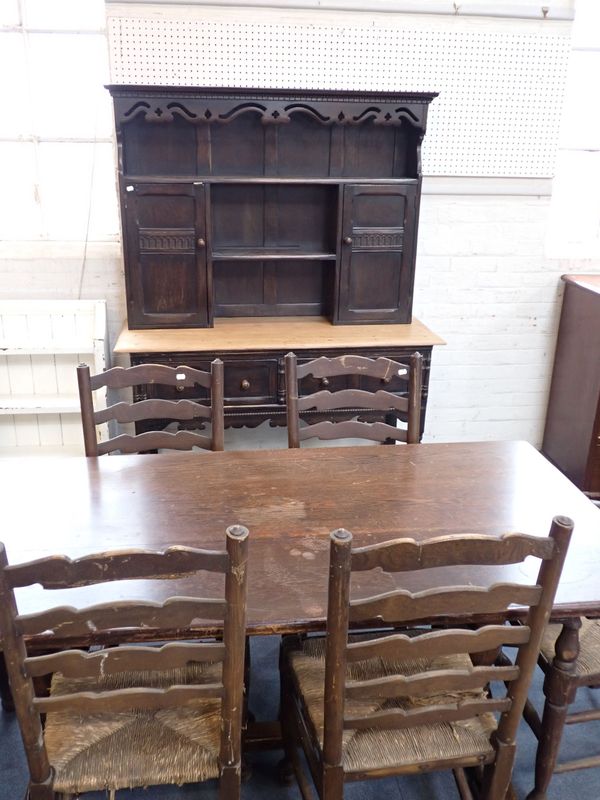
[
  {"xmin": 110, "ymin": 87, "xmax": 438, "ymax": 132},
  {"xmin": 139, "ymin": 228, "xmax": 196, "ymax": 252},
  {"xmin": 351, "ymin": 228, "xmax": 404, "ymax": 250}
]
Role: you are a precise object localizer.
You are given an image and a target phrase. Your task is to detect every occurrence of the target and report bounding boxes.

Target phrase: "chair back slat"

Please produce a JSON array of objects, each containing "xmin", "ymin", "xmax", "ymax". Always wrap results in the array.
[
  {"xmin": 33, "ymin": 683, "xmax": 223, "ymax": 715},
  {"xmin": 345, "ymin": 664, "xmax": 519, "ymax": 701},
  {"xmin": 348, "ymin": 583, "xmax": 543, "ymax": 624},
  {"xmin": 351, "ymin": 532, "xmax": 555, "ymax": 572},
  {"xmin": 296, "ymin": 355, "xmax": 408, "ymax": 381},
  {"xmin": 345, "ymin": 624, "xmax": 531, "ymax": 663},
  {"xmin": 17, "ymin": 597, "xmax": 227, "ymax": 637},
  {"xmin": 97, "ymin": 429, "xmax": 212, "ymax": 455},
  {"xmin": 343, "ymin": 698, "xmax": 512, "ymax": 732},
  {"xmin": 95, "ymin": 398, "xmax": 211, "ymax": 425},
  {"xmin": 6, "ymin": 546, "xmax": 228, "ymax": 589},
  {"xmin": 25, "ymin": 642, "xmax": 226, "ymax": 679},
  {"xmin": 90, "ymin": 363, "xmax": 212, "ymax": 390},
  {"xmin": 299, "ymin": 419, "xmax": 408, "ymax": 444},
  {"xmin": 78, "ymin": 359, "xmax": 224, "ymax": 455},
  {"xmin": 285, "ymin": 351, "xmax": 422, "ymax": 448},
  {"xmin": 297, "ymin": 389, "xmax": 409, "ymax": 414}
]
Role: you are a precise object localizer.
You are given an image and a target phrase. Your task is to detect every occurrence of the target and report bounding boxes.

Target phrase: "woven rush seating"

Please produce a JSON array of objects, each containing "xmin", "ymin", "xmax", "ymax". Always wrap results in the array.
[
  {"xmin": 284, "ymin": 634, "xmax": 496, "ymax": 774},
  {"xmin": 45, "ymin": 662, "xmax": 222, "ymax": 794}
]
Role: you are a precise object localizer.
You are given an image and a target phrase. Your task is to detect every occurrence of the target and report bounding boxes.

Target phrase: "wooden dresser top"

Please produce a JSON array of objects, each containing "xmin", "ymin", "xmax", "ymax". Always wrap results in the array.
[{"xmin": 114, "ymin": 316, "xmax": 445, "ymax": 354}]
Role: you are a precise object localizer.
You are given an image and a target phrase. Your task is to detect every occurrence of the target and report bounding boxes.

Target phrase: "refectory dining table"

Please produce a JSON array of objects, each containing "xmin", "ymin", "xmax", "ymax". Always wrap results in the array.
[{"xmin": 1, "ymin": 440, "xmax": 600, "ymax": 794}]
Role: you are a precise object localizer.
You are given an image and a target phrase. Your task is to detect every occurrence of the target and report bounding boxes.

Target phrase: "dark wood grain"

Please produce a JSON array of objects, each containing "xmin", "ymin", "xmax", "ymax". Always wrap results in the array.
[
  {"xmin": 345, "ymin": 625, "xmax": 531, "ymax": 663},
  {"xmin": 2, "ymin": 442, "xmax": 599, "ymax": 634},
  {"xmin": 25, "ymin": 642, "xmax": 226, "ymax": 678},
  {"xmin": 109, "ymin": 86, "xmax": 437, "ymax": 329}
]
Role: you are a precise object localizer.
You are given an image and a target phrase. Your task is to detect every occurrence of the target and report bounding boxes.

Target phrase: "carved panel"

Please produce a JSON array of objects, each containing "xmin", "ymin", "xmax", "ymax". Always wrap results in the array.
[
  {"xmin": 352, "ymin": 228, "xmax": 404, "ymax": 250},
  {"xmin": 139, "ymin": 228, "xmax": 196, "ymax": 252}
]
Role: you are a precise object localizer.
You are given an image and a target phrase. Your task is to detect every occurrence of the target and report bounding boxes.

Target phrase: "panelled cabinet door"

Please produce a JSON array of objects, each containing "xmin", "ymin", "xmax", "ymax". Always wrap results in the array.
[
  {"xmin": 122, "ymin": 183, "xmax": 209, "ymax": 328},
  {"xmin": 336, "ymin": 184, "xmax": 418, "ymax": 324}
]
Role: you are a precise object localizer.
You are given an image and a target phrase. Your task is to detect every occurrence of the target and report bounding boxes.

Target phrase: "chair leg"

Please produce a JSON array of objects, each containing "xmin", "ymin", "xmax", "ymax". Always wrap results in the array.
[
  {"xmin": 219, "ymin": 763, "xmax": 241, "ymax": 799},
  {"xmin": 526, "ymin": 619, "xmax": 581, "ymax": 800},
  {"xmin": 322, "ymin": 764, "xmax": 344, "ymax": 800}
]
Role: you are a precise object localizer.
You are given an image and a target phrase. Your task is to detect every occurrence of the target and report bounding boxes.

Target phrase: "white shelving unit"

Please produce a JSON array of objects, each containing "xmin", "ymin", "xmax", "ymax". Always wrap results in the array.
[{"xmin": 0, "ymin": 300, "xmax": 108, "ymax": 456}]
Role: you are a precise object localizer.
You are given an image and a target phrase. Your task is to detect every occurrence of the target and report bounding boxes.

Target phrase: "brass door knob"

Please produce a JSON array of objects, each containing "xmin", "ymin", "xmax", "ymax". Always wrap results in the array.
[
  {"xmin": 320, "ymin": 377, "xmax": 330, "ymax": 387},
  {"xmin": 197, "ymin": 237, "xmax": 206, "ymax": 247},
  {"xmin": 240, "ymin": 379, "xmax": 250, "ymax": 391},
  {"xmin": 343, "ymin": 236, "xmax": 353, "ymax": 245}
]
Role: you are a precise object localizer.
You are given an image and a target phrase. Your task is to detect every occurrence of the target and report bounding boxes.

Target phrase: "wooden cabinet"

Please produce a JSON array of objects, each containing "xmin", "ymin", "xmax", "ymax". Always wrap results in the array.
[
  {"xmin": 108, "ymin": 86, "xmax": 437, "ymax": 329},
  {"xmin": 115, "ymin": 317, "xmax": 445, "ymax": 435},
  {"xmin": 542, "ymin": 275, "xmax": 600, "ymax": 495}
]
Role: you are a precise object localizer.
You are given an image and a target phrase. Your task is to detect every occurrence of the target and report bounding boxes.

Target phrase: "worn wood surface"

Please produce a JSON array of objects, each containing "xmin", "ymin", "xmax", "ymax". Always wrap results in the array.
[
  {"xmin": 114, "ymin": 316, "xmax": 446, "ymax": 353},
  {"xmin": 1, "ymin": 442, "xmax": 600, "ymax": 639}
]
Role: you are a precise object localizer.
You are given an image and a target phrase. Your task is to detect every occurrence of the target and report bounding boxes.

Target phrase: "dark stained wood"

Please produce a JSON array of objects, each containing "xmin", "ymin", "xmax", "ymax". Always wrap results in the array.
[
  {"xmin": 119, "ymin": 317, "xmax": 440, "ymax": 436},
  {"xmin": 542, "ymin": 275, "xmax": 600, "ymax": 494},
  {"xmin": 1, "ymin": 442, "xmax": 599, "ymax": 633},
  {"xmin": 349, "ymin": 584, "xmax": 543, "ymax": 623},
  {"xmin": 0, "ymin": 527, "xmax": 249, "ymax": 798},
  {"xmin": 7, "ymin": 546, "xmax": 228, "ymax": 589},
  {"xmin": 344, "ymin": 665, "xmax": 520, "ymax": 700},
  {"xmin": 345, "ymin": 625, "xmax": 531, "ymax": 663},
  {"xmin": 33, "ymin": 683, "xmax": 224, "ymax": 714},
  {"xmin": 77, "ymin": 359, "xmax": 224, "ymax": 455},
  {"xmin": 25, "ymin": 642, "xmax": 226, "ymax": 678},
  {"xmin": 279, "ymin": 510, "xmax": 572, "ymax": 799},
  {"xmin": 108, "ymin": 85, "xmax": 437, "ymax": 329},
  {"xmin": 285, "ymin": 351, "xmax": 422, "ymax": 446},
  {"xmin": 351, "ymin": 532, "xmax": 555, "ymax": 572}
]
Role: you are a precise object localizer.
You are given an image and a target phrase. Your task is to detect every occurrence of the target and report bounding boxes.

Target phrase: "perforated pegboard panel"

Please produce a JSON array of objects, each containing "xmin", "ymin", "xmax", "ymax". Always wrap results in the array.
[{"xmin": 107, "ymin": 14, "xmax": 571, "ymax": 177}]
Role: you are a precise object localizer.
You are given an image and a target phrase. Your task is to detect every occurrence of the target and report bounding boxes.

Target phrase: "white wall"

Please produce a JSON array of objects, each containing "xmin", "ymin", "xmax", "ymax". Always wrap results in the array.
[{"xmin": 1, "ymin": 0, "xmax": 599, "ymax": 448}]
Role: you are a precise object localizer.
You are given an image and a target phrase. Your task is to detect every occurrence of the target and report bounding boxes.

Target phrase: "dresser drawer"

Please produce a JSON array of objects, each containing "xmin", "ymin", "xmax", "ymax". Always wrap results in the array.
[
  {"xmin": 131, "ymin": 355, "xmax": 279, "ymax": 405},
  {"xmin": 222, "ymin": 359, "xmax": 278, "ymax": 404}
]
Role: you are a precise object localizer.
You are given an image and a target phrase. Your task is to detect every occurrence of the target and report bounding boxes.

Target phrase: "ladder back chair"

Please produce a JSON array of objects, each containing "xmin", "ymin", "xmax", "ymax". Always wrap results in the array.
[
  {"xmin": 0, "ymin": 525, "xmax": 249, "ymax": 800},
  {"xmin": 77, "ymin": 360, "xmax": 225, "ymax": 455},
  {"xmin": 284, "ymin": 352, "xmax": 423, "ymax": 448},
  {"xmin": 280, "ymin": 517, "xmax": 573, "ymax": 800},
  {"xmin": 521, "ymin": 615, "xmax": 600, "ymax": 800}
]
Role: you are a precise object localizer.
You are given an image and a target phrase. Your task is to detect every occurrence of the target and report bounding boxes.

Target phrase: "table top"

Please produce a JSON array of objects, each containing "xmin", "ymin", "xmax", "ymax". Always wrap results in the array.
[
  {"xmin": 3, "ymin": 441, "xmax": 600, "ymax": 636},
  {"xmin": 114, "ymin": 316, "xmax": 446, "ymax": 354}
]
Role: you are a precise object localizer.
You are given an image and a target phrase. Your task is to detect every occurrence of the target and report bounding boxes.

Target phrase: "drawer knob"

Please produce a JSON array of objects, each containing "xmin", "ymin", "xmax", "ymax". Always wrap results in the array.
[
  {"xmin": 381, "ymin": 376, "xmax": 391, "ymax": 384},
  {"xmin": 240, "ymin": 379, "xmax": 251, "ymax": 391},
  {"xmin": 343, "ymin": 236, "xmax": 353, "ymax": 245},
  {"xmin": 176, "ymin": 385, "xmax": 185, "ymax": 393},
  {"xmin": 197, "ymin": 237, "xmax": 206, "ymax": 247},
  {"xmin": 321, "ymin": 377, "xmax": 330, "ymax": 387}
]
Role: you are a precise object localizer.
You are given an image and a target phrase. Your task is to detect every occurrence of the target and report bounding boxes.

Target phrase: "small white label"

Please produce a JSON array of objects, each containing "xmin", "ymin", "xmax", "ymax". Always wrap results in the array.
[
  {"xmin": 176, "ymin": 372, "xmax": 186, "ymax": 380},
  {"xmin": 398, "ymin": 368, "xmax": 408, "ymax": 376},
  {"xmin": 126, "ymin": 185, "xmax": 134, "ymax": 192}
]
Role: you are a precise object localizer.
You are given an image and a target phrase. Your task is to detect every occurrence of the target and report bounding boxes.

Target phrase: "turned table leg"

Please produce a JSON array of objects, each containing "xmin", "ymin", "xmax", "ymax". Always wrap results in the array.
[{"xmin": 526, "ymin": 617, "xmax": 581, "ymax": 800}]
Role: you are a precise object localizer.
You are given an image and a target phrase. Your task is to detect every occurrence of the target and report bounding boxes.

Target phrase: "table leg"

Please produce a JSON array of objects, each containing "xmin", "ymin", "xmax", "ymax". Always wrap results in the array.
[
  {"xmin": 0, "ymin": 651, "xmax": 15, "ymax": 712},
  {"xmin": 526, "ymin": 617, "xmax": 581, "ymax": 800}
]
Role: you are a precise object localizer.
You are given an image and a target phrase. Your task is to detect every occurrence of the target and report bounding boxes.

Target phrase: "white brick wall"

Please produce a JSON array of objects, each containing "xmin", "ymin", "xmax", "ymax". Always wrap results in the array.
[
  {"xmin": 1, "ymin": 0, "xmax": 599, "ymax": 450},
  {"xmin": 413, "ymin": 194, "xmax": 600, "ymax": 443}
]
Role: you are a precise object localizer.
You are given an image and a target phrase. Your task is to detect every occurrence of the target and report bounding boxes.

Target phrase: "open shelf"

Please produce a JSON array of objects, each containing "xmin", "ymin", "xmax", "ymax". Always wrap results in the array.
[
  {"xmin": 211, "ymin": 249, "xmax": 337, "ymax": 261},
  {"xmin": 0, "ymin": 394, "xmax": 81, "ymax": 415}
]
